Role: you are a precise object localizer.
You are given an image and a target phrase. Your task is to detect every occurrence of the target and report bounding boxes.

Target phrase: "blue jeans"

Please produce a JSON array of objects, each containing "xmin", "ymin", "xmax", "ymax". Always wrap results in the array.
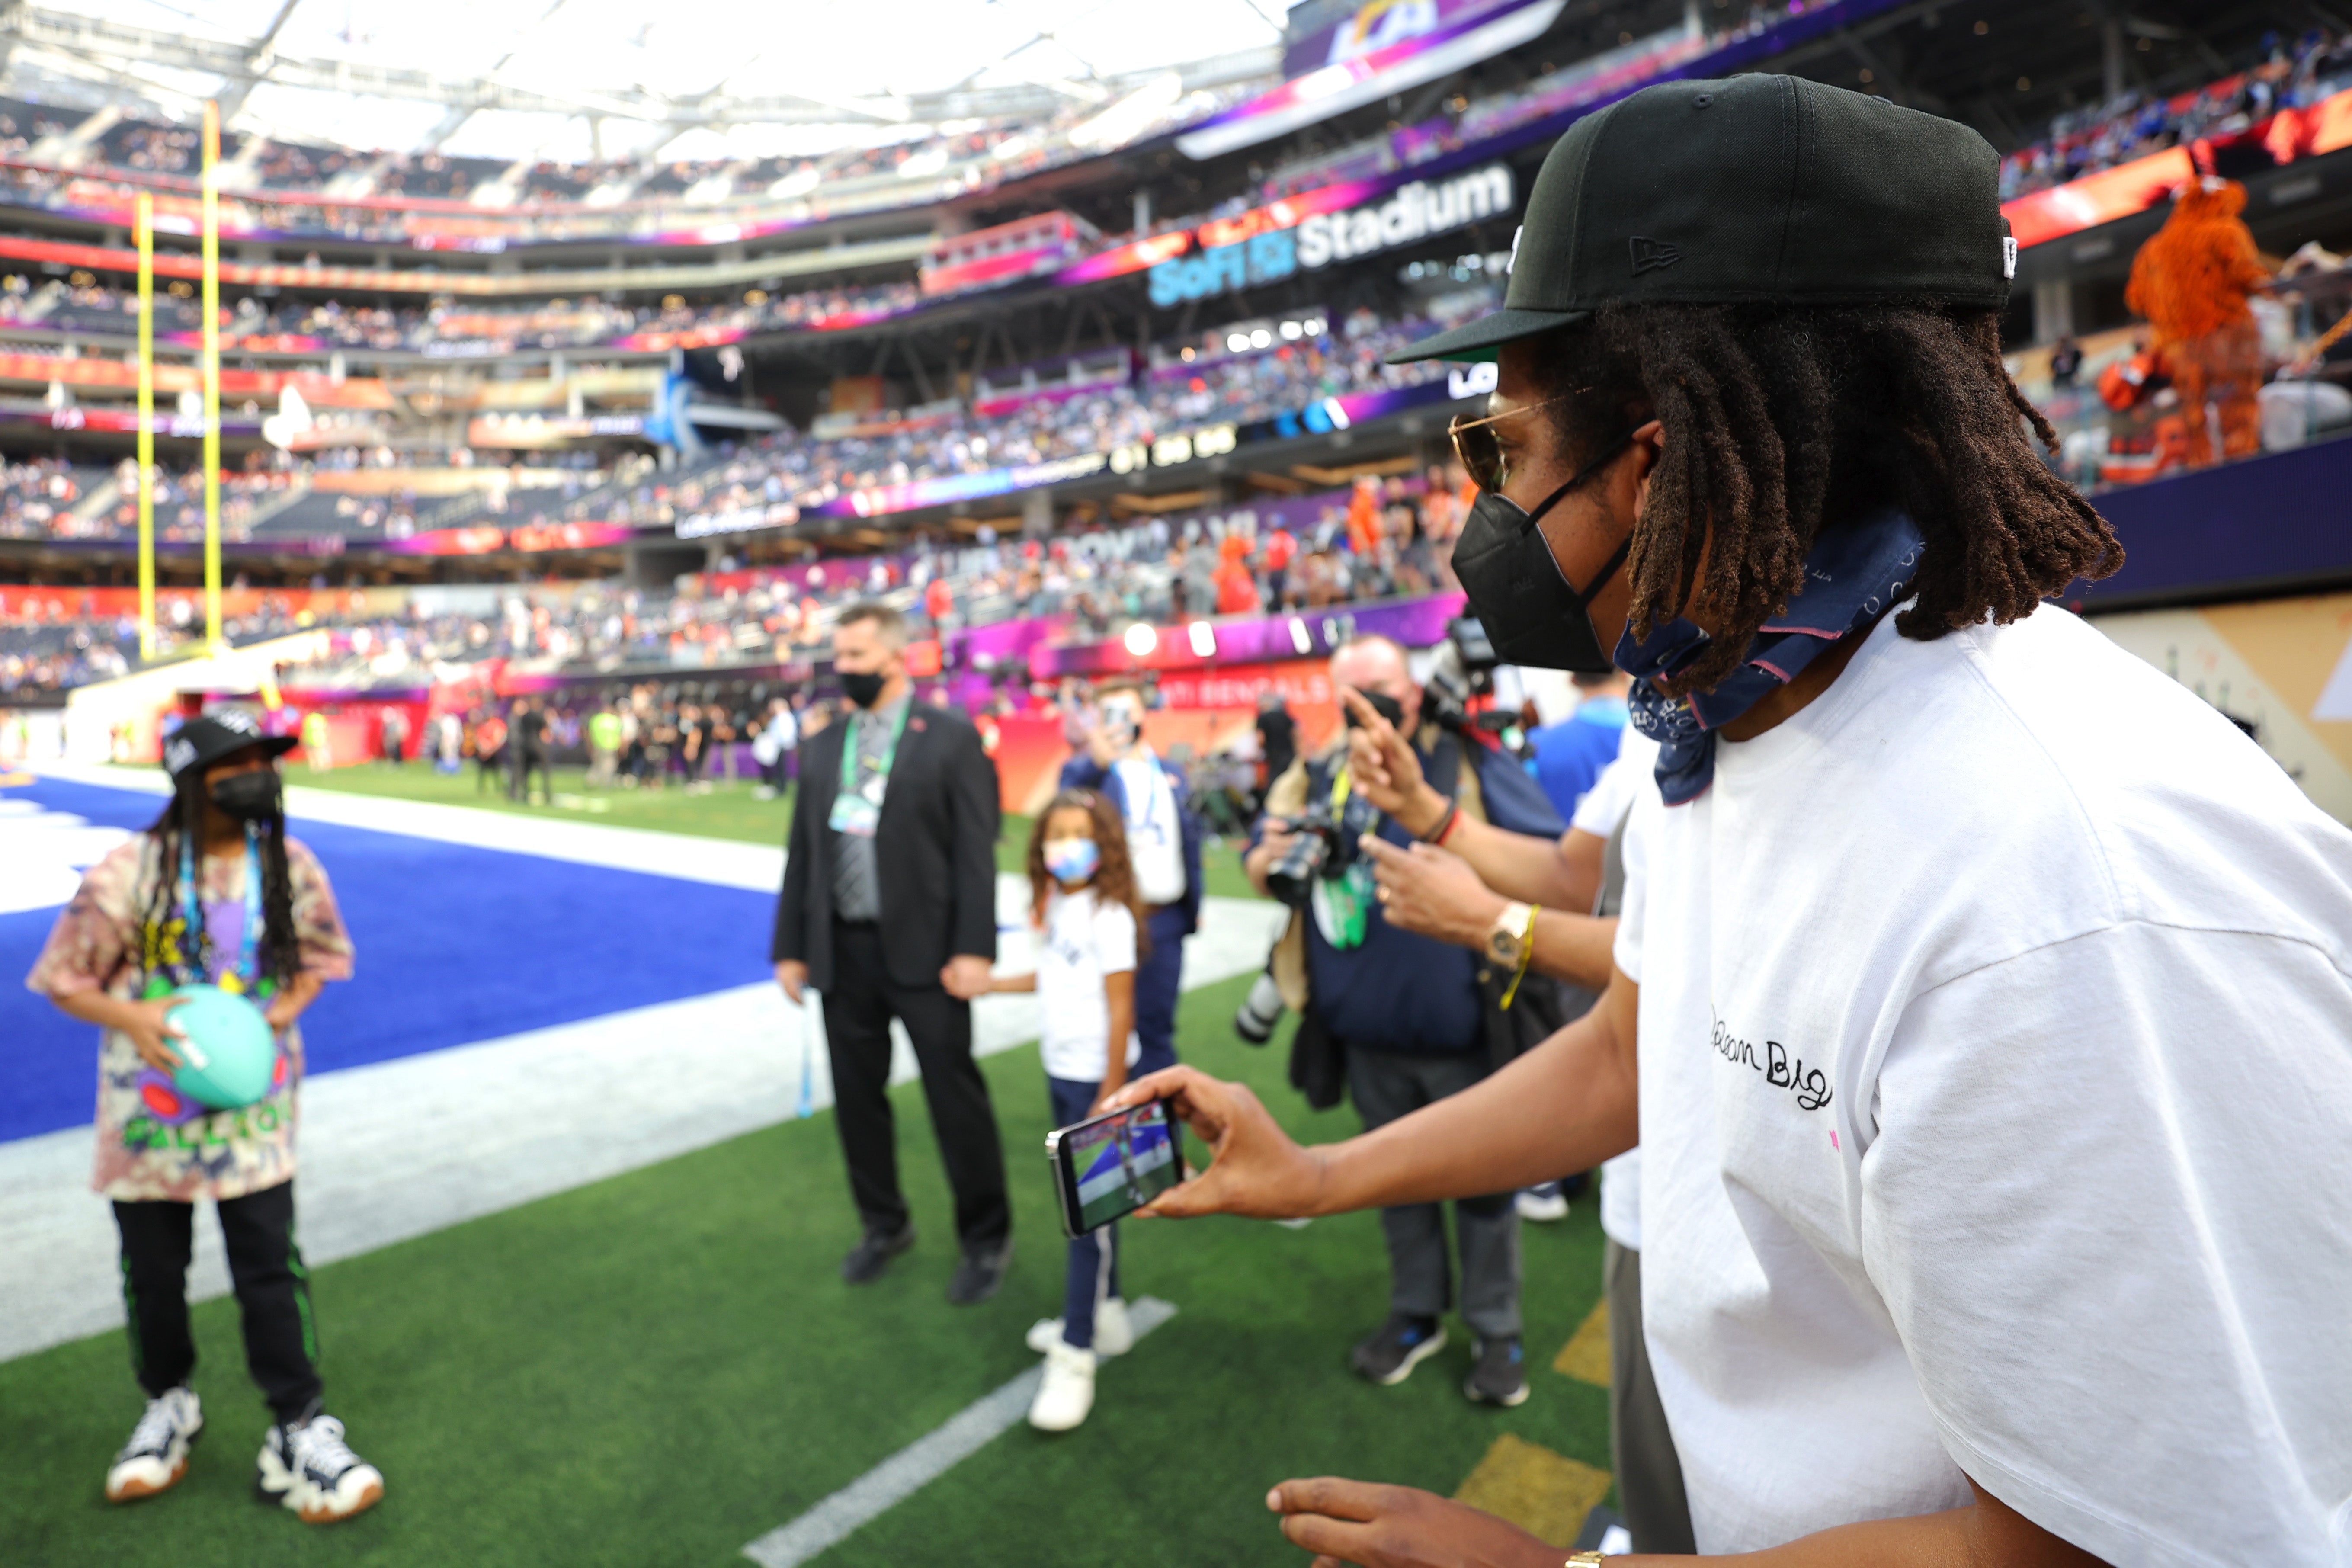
[{"xmin": 1049, "ymin": 1074, "xmax": 1121, "ymax": 1350}]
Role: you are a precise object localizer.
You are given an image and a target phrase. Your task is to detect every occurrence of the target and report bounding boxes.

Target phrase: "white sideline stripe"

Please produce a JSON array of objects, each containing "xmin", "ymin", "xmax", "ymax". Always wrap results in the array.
[
  {"xmin": 27, "ymin": 762, "xmax": 784, "ymax": 890},
  {"xmin": 0, "ymin": 889, "xmax": 1287, "ymax": 1365},
  {"xmin": 742, "ymin": 1297, "xmax": 1179, "ymax": 1568}
]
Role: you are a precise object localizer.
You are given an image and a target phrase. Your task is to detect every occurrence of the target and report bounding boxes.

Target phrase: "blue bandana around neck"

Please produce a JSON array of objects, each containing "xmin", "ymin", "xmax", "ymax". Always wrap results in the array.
[{"xmin": 1619, "ymin": 509, "xmax": 1926, "ymax": 806}]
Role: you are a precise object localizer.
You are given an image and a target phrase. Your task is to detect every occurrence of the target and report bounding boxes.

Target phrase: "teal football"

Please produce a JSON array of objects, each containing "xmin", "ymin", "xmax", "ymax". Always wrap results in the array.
[{"xmin": 167, "ymin": 984, "xmax": 281, "ymax": 1110}]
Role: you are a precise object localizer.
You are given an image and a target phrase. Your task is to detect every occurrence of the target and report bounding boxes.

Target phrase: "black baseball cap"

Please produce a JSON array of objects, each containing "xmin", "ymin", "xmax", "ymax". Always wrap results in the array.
[
  {"xmin": 1389, "ymin": 74, "xmax": 2014, "ymax": 364},
  {"xmin": 161, "ymin": 710, "xmax": 297, "ymax": 781}
]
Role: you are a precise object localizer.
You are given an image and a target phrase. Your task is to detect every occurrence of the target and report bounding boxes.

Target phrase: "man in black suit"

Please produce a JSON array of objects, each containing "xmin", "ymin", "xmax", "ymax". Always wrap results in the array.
[{"xmin": 773, "ymin": 602, "xmax": 1013, "ymax": 1303}]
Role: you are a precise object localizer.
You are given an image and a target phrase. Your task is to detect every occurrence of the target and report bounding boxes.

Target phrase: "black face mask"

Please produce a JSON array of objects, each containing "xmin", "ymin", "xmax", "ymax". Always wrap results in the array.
[
  {"xmin": 208, "ymin": 770, "xmax": 282, "ymax": 823},
  {"xmin": 1343, "ymin": 690, "xmax": 1407, "ymax": 731},
  {"xmin": 1450, "ymin": 431, "xmax": 1638, "ymax": 674},
  {"xmin": 839, "ymin": 670, "xmax": 888, "ymax": 709}
]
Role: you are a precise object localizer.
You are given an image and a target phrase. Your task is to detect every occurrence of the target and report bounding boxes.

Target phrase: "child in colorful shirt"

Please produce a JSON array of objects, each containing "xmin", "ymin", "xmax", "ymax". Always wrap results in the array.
[{"xmin": 25, "ymin": 711, "xmax": 383, "ymax": 1524}]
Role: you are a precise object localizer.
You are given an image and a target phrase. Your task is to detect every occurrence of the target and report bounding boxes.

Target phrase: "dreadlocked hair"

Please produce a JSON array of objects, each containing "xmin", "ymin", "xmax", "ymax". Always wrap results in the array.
[
  {"xmin": 1531, "ymin": 302, "xmax": 2122, "ymax": 696},
  {"xmin": 140, "ymin": 768, "xmax": 300, "ymax": 991}
]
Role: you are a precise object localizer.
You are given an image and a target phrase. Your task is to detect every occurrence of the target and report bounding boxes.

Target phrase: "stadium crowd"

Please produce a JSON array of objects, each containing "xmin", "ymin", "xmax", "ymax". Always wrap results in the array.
[
  {"xmin": 539, "ymin": 308, "xmax": 1452, "ymax": 534},
  {"xmin": 1997, "ymin": 28, "xmax": 2352, "ymax": 199},
  {"xmin": 0, "ymin": 461, "xmax": 1473, "ymax": 697},
  {"xmin": 0, "ymin": 302, "xmax": 1461, "ymax": 549},
  {"xmin": 0, "ymin": 275, "xmax": 926, "ymax": 356},
  {"xmin": 0, "ymin": 73, "xmax": 1246, "ymax": 245}
]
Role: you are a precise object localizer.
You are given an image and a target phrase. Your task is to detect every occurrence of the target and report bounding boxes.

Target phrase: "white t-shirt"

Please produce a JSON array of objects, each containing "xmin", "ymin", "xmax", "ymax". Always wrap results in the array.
[
  {"xmin": 1035, "ymin": 886, "xmax": 1141, "ymax": 1083},
  {"xmin": 1570, "ymin": 731, "xmax": 1660, "ymax": 839},
  {"xmin": 1612, "ymin": 603, "xmax": 2352, "ymax": 1562},
  {"xmin": 1575, "ymin": 734, "xmax": 1660, "ymax": 1253},
  {"xmin": 1113, "ymin": 754, "xmax": 1187, "ymax": 907}
]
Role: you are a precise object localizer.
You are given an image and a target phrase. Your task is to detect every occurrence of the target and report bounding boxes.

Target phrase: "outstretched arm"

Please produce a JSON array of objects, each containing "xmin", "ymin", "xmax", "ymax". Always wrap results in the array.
[
  {"xmin": 1263, "ymin": 1473, "xmax": 2110, "ymax": 1568},
  {"xmin": 1339, "ymin": 690, "xmax": 1596, "ymax": 909},
  {"xmin": 1357, "ymin": 835, "xmax": 1617, "ymax": 991},
  {"xmin": 1104, "ymin": 966, "xmax": 1640, "ymax": 1220}
]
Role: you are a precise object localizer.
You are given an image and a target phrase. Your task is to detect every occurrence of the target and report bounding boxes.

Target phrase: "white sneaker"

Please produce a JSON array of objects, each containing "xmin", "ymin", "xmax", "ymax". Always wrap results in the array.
[
  {"xmin": 256, "ymin": 1413, "xmax": 384, "ymax": 1524},
  {"xmin": 1027, "ymin": 1339, "xmax": 1097, "ymax": 1432},
  {"xmin": 1024, "ymin": 1295, "xmax": 1134, "ymax": 1357},
  {"xmin": 1516, "ymin": 1184, "xmax": 1570, "ymax": 1222},
  {"xmin": 106, "ymin": 1387, "xmax": 203, "ymax": 1503}
]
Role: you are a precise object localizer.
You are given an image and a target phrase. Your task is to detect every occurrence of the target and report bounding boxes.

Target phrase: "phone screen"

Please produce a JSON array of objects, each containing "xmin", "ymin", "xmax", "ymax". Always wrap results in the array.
[{"xmin": 1049, "ymin": 1099, "xmax": 1183, "ymax": 1238}]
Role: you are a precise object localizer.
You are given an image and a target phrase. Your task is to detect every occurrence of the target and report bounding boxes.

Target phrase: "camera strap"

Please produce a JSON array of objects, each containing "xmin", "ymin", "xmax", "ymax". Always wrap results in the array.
[{"xmin": 1307, "ymin": 758, "xmax": 1373, "ymax": 951}]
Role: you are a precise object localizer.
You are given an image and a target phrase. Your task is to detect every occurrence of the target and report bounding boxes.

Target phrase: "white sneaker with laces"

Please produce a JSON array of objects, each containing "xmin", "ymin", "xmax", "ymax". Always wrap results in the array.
[
  {"xmin": 256, "ymin": 1413, "xmax": 385, "ymax": 1524},
  {"xmin": 1024, "ymin": 1295, "xmax": 1134, "ymax": 1357},
  {"xmin": 106, "ymin": 1387, "xmax": 203, "ymax": 1503},
  {"xmin": 1027, "ymin": 1339, "xmax": 1097, "ymax": 1432}
]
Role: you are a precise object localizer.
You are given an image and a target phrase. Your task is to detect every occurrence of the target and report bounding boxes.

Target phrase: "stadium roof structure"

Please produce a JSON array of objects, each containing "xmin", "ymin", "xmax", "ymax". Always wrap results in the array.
[{"xmin": 0, "ymin": 0, "xmax": 1285, "ymax": 165}]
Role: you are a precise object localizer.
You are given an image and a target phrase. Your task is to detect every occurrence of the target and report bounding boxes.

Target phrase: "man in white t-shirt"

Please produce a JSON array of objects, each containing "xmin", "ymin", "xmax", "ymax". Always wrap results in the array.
[
  {"xmin": 1109, "ymin": 74, "xmax": 2352, "ymax": 1568},
  {"xmin": 1059, "ymin": 680, "xmax": 1202, "ymax": 1076}
]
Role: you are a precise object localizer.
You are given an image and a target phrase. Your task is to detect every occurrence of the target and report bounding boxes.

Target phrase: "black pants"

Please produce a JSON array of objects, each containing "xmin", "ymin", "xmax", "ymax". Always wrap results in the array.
[
  {"xmin": 511, "ymin": 749, "xmax": 551, "ymax": 803},
  {"xmin": 1348, "ymin": 1046, "xmax": 1521, "ymax": 1337},
  {"xmin": 1607, "ymin": 1240, "xmax": 1696, "ymax": 1553},
  {"xmin": 113, "ymin": 1180, "xmax": 322, "ymax": 1424},
  {"xmin": 821, "ymin": 922, "xmax": 1010, "ymax": 1252}
]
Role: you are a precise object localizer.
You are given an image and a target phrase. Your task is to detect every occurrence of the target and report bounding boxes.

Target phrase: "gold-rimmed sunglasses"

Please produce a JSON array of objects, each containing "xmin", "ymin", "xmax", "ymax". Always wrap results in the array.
[{"xmin": 1447, "ymin": 392, "xmax": 1576, "ymax": 494}]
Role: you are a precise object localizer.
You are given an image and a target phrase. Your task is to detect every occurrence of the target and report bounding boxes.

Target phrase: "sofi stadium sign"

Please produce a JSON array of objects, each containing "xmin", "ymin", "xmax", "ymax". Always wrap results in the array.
[{"xmin": 1148, "ymin": 164, "xmax": 1515, "ymax": 308}]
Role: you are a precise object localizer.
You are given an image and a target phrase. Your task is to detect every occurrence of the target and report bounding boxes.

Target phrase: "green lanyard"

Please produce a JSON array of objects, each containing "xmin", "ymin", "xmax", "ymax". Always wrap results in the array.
[{"xmin": 840, "ymin": 702, "xmax": 911, "ymax": 801}]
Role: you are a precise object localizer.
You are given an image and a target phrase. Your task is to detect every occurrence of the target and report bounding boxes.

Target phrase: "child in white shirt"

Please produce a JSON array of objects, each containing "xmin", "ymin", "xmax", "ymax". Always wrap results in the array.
[{"xmin": 991, "ymin": 788, "xmax": 1147, "ymax": 1431}]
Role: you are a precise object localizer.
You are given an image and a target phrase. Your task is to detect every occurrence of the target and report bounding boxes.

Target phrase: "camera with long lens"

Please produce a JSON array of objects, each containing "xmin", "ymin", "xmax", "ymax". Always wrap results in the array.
[
  {"xmin": 1232, "ymin": 967, "xmax": 1286, "ymax": 1045},
  {"xmin": 1263, "ymin": 787, "xmax": 1382, "ymax": 909}
]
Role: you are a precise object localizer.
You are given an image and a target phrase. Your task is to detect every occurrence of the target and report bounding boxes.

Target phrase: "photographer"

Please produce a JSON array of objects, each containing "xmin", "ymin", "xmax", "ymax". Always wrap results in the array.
[
  {"xmin": 1244, "ymin": 634, "xmax": 1565, "ymax": 1406},
  {"xmin": 1341, "ymin": 695, "xmax": 1654, "ymax": 1000}
]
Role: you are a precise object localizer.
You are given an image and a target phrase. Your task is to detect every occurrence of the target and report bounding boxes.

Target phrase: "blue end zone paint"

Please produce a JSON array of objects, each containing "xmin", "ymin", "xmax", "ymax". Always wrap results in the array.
[{"xmin": 0, "ymin": 776, "xmax": 778, "ymax": 1146}]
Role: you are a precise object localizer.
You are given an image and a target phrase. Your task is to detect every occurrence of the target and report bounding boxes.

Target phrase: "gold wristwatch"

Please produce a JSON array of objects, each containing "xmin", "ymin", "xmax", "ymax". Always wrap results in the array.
[
  {"xmin": 1486, "ymin": 901, "xmax": 1535, "ymax": 967},
  {"xmin": 1564, "ymin": 1553, "xmax": 1608, "ymax": 1567}
]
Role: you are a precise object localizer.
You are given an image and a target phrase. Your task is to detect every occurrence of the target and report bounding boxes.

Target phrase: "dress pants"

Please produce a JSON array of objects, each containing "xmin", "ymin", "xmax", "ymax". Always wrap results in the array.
[
  {"xmin": 822, "ymin": 921, "xmax": 1011, "ymax": 1251},
  {"xmin": 1133, "ymin": 905, "xmax": 1189, "ymax": 1072},
  {"xmin": 1607, "ymin": 1238, "xmax": 1696, "ymax": 1554},
  {"xmin": 1346, "ymin": 1046, "xmax": 1520, "ymax": 1337},
  {"xmin": 113, "ymin": 1179, "xmax": 323, "ymax": 1424}
]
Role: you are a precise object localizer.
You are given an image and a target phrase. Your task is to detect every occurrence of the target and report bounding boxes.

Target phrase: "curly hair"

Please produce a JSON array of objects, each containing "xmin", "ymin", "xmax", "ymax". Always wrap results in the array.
[
  {"xmin": 1025, "ymin": 788, "xmax": 1150, "ymax": 957},
  {"xmin": 1530, "ymin": 302, "xmax": 2123, "ymax": 695}
]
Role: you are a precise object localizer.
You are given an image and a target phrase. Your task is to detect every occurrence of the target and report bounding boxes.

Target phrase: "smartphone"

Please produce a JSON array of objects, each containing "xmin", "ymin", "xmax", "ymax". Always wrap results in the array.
[{"xmin": 1045, "ymin": 1098, "xmax": 1185, "ymax": 1239}]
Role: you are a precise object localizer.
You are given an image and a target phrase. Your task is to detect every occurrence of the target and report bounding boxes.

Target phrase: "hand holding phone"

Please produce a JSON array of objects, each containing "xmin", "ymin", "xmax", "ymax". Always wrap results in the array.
[
  {"xmin": 1046, "ymin": 1098, "xmax": 1187, "ymax": 1238},
  {"xmin": 1099, "ymin": 1066, "xmax": 1330, "ymax": 1222}
]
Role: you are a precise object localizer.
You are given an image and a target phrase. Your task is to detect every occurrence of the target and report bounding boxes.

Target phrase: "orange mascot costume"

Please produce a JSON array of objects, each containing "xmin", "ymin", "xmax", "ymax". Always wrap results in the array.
[{"xmin": 2124, "ymin": 179, "xmax": 2271, "ymax": 466}]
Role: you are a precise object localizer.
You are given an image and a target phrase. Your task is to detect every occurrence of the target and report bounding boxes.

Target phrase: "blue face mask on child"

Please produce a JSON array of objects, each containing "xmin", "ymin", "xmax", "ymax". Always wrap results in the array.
[{"xmin": 1045, "ymin": 839, "xmax": 1100, "ymax": 885}]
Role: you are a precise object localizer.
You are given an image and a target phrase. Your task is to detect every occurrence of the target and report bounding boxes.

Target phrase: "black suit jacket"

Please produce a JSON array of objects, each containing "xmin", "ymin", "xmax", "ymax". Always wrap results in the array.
[{"xmin": 772, "ymin": 701, "xmax": 1002, "ymax": 993}]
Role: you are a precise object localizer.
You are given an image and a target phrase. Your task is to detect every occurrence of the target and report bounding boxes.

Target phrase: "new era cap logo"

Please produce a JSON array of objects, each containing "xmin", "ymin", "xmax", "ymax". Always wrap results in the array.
[{"xmin": 1629, "ymin": 236, "xmax": 1682, "ymax": 276}]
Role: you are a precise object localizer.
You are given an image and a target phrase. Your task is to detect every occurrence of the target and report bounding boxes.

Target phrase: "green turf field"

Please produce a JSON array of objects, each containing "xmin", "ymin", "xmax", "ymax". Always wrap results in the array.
[
  {"xmin": 0, "ymin": 972, "xmax": 1612, "ymax": 1568},
  {"xmin": 280, "ymin": 760, "xmax": 1264, "ymax": 896}
]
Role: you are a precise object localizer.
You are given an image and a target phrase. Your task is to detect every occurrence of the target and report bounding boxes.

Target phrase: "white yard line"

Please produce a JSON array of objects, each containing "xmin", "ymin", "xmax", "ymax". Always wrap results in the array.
[
  {"xmin": 741, "ymin": 1298, "xmax": 1180, "ymax": 1568},
  {"xmin": 0, "ymin": 881, "xmax": 1285, "ymax": 1364}
]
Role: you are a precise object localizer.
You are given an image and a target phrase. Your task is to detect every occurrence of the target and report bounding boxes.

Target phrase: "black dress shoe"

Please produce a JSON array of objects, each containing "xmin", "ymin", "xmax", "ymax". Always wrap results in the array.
[
  {"xmin": 946, "ymin": 1239, "xmax": 1013, "ymax": 1305},
  {"xmin": 841, "ymin": 1225, "xmax": 915, "ymax": 1284}
]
